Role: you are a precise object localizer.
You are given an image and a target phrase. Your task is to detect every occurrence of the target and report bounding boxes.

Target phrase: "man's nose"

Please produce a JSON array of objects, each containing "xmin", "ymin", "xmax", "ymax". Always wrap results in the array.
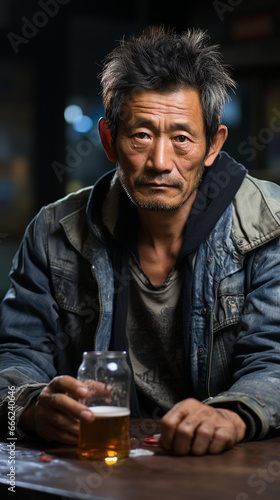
[{"xmin": 146, "ymin": 137, "xmax": 173, "ymax": 172}]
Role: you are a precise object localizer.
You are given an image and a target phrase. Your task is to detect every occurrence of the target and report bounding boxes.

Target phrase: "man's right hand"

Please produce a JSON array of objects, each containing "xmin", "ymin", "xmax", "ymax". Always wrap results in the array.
[{"xmin": 18, "ymin": 375, "xmax": 95, "ymax": 444}]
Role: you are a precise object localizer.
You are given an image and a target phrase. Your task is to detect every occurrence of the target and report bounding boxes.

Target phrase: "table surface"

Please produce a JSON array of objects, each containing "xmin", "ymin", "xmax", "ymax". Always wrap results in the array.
[{"xmin": 1, "ymin": 419, "xmax": 280, "ymax": 500}]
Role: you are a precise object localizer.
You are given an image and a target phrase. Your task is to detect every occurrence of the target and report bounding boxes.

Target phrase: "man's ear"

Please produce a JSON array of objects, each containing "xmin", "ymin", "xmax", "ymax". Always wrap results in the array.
[
  {"xmin": 98, "ymin": 118, "xmax": 117, "ymax": 162},
  {"xmin": 204, "ymin": 125, "xmax": 228, "ymax": 167}
]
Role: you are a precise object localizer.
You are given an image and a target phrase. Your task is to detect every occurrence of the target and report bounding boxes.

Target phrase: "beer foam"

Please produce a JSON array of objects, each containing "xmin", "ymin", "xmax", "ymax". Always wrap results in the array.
[{"xmin": 88, "ymin": 406, "xmax": 130, "ymax": 417}]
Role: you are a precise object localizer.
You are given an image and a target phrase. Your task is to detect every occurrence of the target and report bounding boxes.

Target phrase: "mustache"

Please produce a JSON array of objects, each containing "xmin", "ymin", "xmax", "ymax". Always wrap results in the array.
[{"xmin": 134, "ymin": 174, "xmax": 184, "ymax": 190}]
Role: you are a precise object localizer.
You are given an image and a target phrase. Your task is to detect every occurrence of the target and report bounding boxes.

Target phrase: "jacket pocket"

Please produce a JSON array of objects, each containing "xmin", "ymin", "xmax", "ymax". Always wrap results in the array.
[
  {"xmin": 52, "ymin": 272, "xmax": 99, "ymax": 320},
  {"xmin": 213, "ymin": 271, "xmax": 245, "ymax": 333},
  {"xmin": 213, "ymin": 293, "xmax": 244, "ymax": 332}
]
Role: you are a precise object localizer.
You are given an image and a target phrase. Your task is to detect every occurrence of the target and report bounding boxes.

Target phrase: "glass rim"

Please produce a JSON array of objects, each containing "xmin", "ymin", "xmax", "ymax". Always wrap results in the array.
[{"xmin": 83, "ymin": 350, "xmax": 127, "ymax": 358}]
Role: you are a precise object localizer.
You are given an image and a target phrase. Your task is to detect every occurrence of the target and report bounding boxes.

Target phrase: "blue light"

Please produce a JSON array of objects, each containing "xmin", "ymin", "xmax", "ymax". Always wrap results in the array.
[
  {"xmin": 73, "ymin": 115, "xmax": 93, "ymax": 133},
  {"xmin": 64, "ymin": 105, "xmax": 83, "ymax": 124},
  {"xmin": 223, "ymin": 97, "xmax": 241, "ymax": 126}
]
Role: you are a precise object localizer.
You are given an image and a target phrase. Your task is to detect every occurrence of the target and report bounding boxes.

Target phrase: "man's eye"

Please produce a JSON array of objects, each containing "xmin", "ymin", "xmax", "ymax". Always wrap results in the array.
[
  {"xmin": 135, "ymin": 132, "xmax": 148, "ymax": 139},
  {"xmin": 176, "ymin": 135, "xmax": 188, "ymax": 143}
]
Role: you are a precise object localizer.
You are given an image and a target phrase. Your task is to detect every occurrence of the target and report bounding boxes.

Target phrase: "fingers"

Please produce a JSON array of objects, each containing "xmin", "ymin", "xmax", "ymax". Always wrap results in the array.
[
  {"xmin": 159, "ymin": 398, "xmax": 246, "ymax": 456},
  {"xmin": 48, "ymin": 375, "xmax": 88, "ymax": 400},
  {"xmin": 172, "ymin": 419, "xmax": 215, "ymax": 456},
  {"xmin": 190, "ymin": 422, "xmax": 235, "ymax": 455},
  {"xmin": 86, "ymin": 380, "xmax": 112, "ymax": 399},
  {"xmin": 39, "ymin": 390, "xmax": 92, "ymax": 421},
  {"xmin": 39, "ymin": 377, "xmax": 94, "ymax": 422},
  {"xmin": 159, "ymin": 401, "xmax": 191, "ymax": 453},
  {"xmin": 34, "ymin": 376, "xmax": 95, "ymax": 443}
]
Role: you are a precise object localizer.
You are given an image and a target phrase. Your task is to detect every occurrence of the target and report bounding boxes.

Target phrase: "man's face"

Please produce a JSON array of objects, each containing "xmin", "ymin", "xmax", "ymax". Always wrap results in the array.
[{"xmin": 114, "ymin": 87, "xmax": 209, "ymax": 211}]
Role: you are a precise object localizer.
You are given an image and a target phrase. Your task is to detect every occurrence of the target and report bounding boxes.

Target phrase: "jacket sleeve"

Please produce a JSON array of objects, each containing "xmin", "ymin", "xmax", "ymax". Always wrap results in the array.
[
  {"xmin": 204, "ymin": 238, "xmax": 280, "ymax": 441},
  {"xmin": 0, "ymin": 207, "xmax": 59, "ymax": 436}
]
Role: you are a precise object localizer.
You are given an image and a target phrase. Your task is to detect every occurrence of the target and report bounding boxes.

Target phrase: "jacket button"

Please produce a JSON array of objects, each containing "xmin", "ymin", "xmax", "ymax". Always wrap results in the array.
[
  {"xmin": 198, "ymin": 347, "xmax": 204, "ymax": 356},
  {"xmin": 201, "ymin": 307, "xmax": 207, "ymax": 316},
  {"xmin": 206, "ymin": 257, "xmax": 212, "ymax": 265},
  {"xmin": 237, "ymin": 238, "xmax": 245, "ymax": 247}
]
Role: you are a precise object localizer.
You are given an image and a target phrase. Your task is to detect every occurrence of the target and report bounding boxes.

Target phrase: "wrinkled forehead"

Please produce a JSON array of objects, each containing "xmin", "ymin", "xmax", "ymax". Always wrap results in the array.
[{"xmin": 117, "ymin": 87, "xmax": 205, "ymax": 134}]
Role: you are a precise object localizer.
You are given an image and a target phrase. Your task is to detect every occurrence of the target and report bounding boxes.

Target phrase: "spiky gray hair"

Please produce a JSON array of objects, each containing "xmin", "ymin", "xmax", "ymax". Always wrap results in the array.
[{"xmin": 100, "ymin": 27, "xmax": 236, "ymax": 152}]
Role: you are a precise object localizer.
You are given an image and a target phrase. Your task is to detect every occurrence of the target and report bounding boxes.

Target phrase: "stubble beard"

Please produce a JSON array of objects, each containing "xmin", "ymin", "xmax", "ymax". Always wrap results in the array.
[{"xmin": 118, "ymin": 163, "xmax": 205, "ymax": 212}]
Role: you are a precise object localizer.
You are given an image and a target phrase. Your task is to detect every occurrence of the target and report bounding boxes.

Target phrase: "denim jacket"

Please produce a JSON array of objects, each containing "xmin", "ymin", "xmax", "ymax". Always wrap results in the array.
[{"xmin": 1, "ymin": 165, "xmax": 280, "ymax": 440}]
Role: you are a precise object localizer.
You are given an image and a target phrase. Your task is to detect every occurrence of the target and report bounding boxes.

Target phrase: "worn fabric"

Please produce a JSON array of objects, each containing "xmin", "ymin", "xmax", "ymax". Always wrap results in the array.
[{"xmin": 127, "ymin": 255, "xmax": 185, "ymax": 414}]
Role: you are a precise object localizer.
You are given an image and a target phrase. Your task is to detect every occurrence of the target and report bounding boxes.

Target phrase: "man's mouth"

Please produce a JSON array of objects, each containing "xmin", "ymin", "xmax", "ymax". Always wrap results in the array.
[
  {"xmin": 134, "ymin": 176, "xmax": 184, "ymax": 191},
  {"xmin": 138, "ymin": 181, "xmax": 181, "ymax": 189},
  {"xmin": 143, "ymin": 183, "xmax": 173, "ymax": 187}
]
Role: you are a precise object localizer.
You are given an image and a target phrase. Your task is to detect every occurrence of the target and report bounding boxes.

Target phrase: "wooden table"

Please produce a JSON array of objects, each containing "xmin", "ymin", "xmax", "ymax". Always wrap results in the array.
[{"xmin": 0, "ymin": 419, "xmax": 280, "ymax": 500}]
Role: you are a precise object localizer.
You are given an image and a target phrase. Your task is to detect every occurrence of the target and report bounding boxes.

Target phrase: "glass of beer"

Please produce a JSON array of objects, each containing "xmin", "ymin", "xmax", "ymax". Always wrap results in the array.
[{"xmin": 77, "ymin": 351, "xmax": 131, "ymax": 462}]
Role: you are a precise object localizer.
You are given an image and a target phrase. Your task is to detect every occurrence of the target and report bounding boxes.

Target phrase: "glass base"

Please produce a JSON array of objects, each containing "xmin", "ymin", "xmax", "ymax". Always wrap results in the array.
[{"xmin": 77, "ymin": 447, "xmax": 129, "ymax": 463}]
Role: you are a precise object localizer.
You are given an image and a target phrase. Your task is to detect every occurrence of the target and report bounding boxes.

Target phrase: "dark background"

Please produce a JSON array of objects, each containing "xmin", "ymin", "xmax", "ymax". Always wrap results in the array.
[{"xmin": 1, "ymin": 0, "xmax": 280, "ymax": 298}]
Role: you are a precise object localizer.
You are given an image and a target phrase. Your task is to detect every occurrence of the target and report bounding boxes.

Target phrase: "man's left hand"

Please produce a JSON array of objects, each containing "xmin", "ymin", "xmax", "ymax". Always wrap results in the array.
[{"xmin": 159, "ymin": 398, "xmax": 246, "ymax": 456}]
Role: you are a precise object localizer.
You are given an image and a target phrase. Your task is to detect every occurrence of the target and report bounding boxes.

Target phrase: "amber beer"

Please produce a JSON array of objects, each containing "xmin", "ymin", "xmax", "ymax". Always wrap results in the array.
[{"xmin": 77, "ymin": 406, "xmax": 130, "ymax": 460}]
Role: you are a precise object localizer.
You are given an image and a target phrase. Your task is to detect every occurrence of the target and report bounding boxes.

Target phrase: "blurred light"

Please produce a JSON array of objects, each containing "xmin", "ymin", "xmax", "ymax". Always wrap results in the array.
[
  {"xmin": 0, "ymin": 180, "xmax": 15, "ymax": 204},
  {"xmin": 73, "ymin": 115, "xmax": 93, "ymax": 133},
  {"xmin": 223, "ymin": 97, "xmax": 242, "ymax": 127},
  {"xmin": 104, "ymin": 450, "xmax": 118, "ymax": 465},
  {"xmin": 64, "ymin": 105, "xmax": 83, "ymax": 124},
  {"xmin": 105, "ymin": 456, "xmax": 118, "ymax": 465},
  {"xmin": 107, "ymin": 362, "xmax": 118, "ymax": 372}
]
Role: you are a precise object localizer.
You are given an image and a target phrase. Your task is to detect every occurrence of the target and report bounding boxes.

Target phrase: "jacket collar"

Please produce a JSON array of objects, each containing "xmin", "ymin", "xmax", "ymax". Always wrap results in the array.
[
  {"xmin": 231, "ymin": 174, "xmax": 280, "ymax": 254},
  {"xmin": 60, "ymin": 169, "xmax": 135, "ymax": 261},
  {"xmin": 58, "ymin": 169, "xmax": 116, "ymax": 262}
]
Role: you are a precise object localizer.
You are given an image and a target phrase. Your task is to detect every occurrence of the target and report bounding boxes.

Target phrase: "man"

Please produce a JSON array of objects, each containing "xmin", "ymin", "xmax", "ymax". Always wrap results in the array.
[{"xmin": 1, "ymin": 28, "xmax": 280, "ymax": 456}]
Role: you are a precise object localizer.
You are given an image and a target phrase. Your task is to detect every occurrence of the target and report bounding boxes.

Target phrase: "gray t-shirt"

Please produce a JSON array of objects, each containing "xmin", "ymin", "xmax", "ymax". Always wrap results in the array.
[{"xmin": 126, "ymin": 255, "xmax": 186, "ymax": 413}]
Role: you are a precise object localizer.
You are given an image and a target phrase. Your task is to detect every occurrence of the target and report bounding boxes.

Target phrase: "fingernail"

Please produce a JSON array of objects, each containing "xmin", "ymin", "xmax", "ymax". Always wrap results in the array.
[
  {"xmin": 77, "ymin": 386, "xmax": 87, "ymax": 397},
  {"xmin": 81, "ymin": 409, "xmax": 94, "ymax": 422}
]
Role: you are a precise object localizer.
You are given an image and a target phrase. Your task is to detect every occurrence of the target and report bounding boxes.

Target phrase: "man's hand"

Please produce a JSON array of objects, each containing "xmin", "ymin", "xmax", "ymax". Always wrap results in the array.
[
  {"xmin": 19, "ymin": 376, "xmax": 95, "ymax": 444},
  {"xmin": 159, "ymin": 398, "xmax": 246, "ymax": 456}
]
